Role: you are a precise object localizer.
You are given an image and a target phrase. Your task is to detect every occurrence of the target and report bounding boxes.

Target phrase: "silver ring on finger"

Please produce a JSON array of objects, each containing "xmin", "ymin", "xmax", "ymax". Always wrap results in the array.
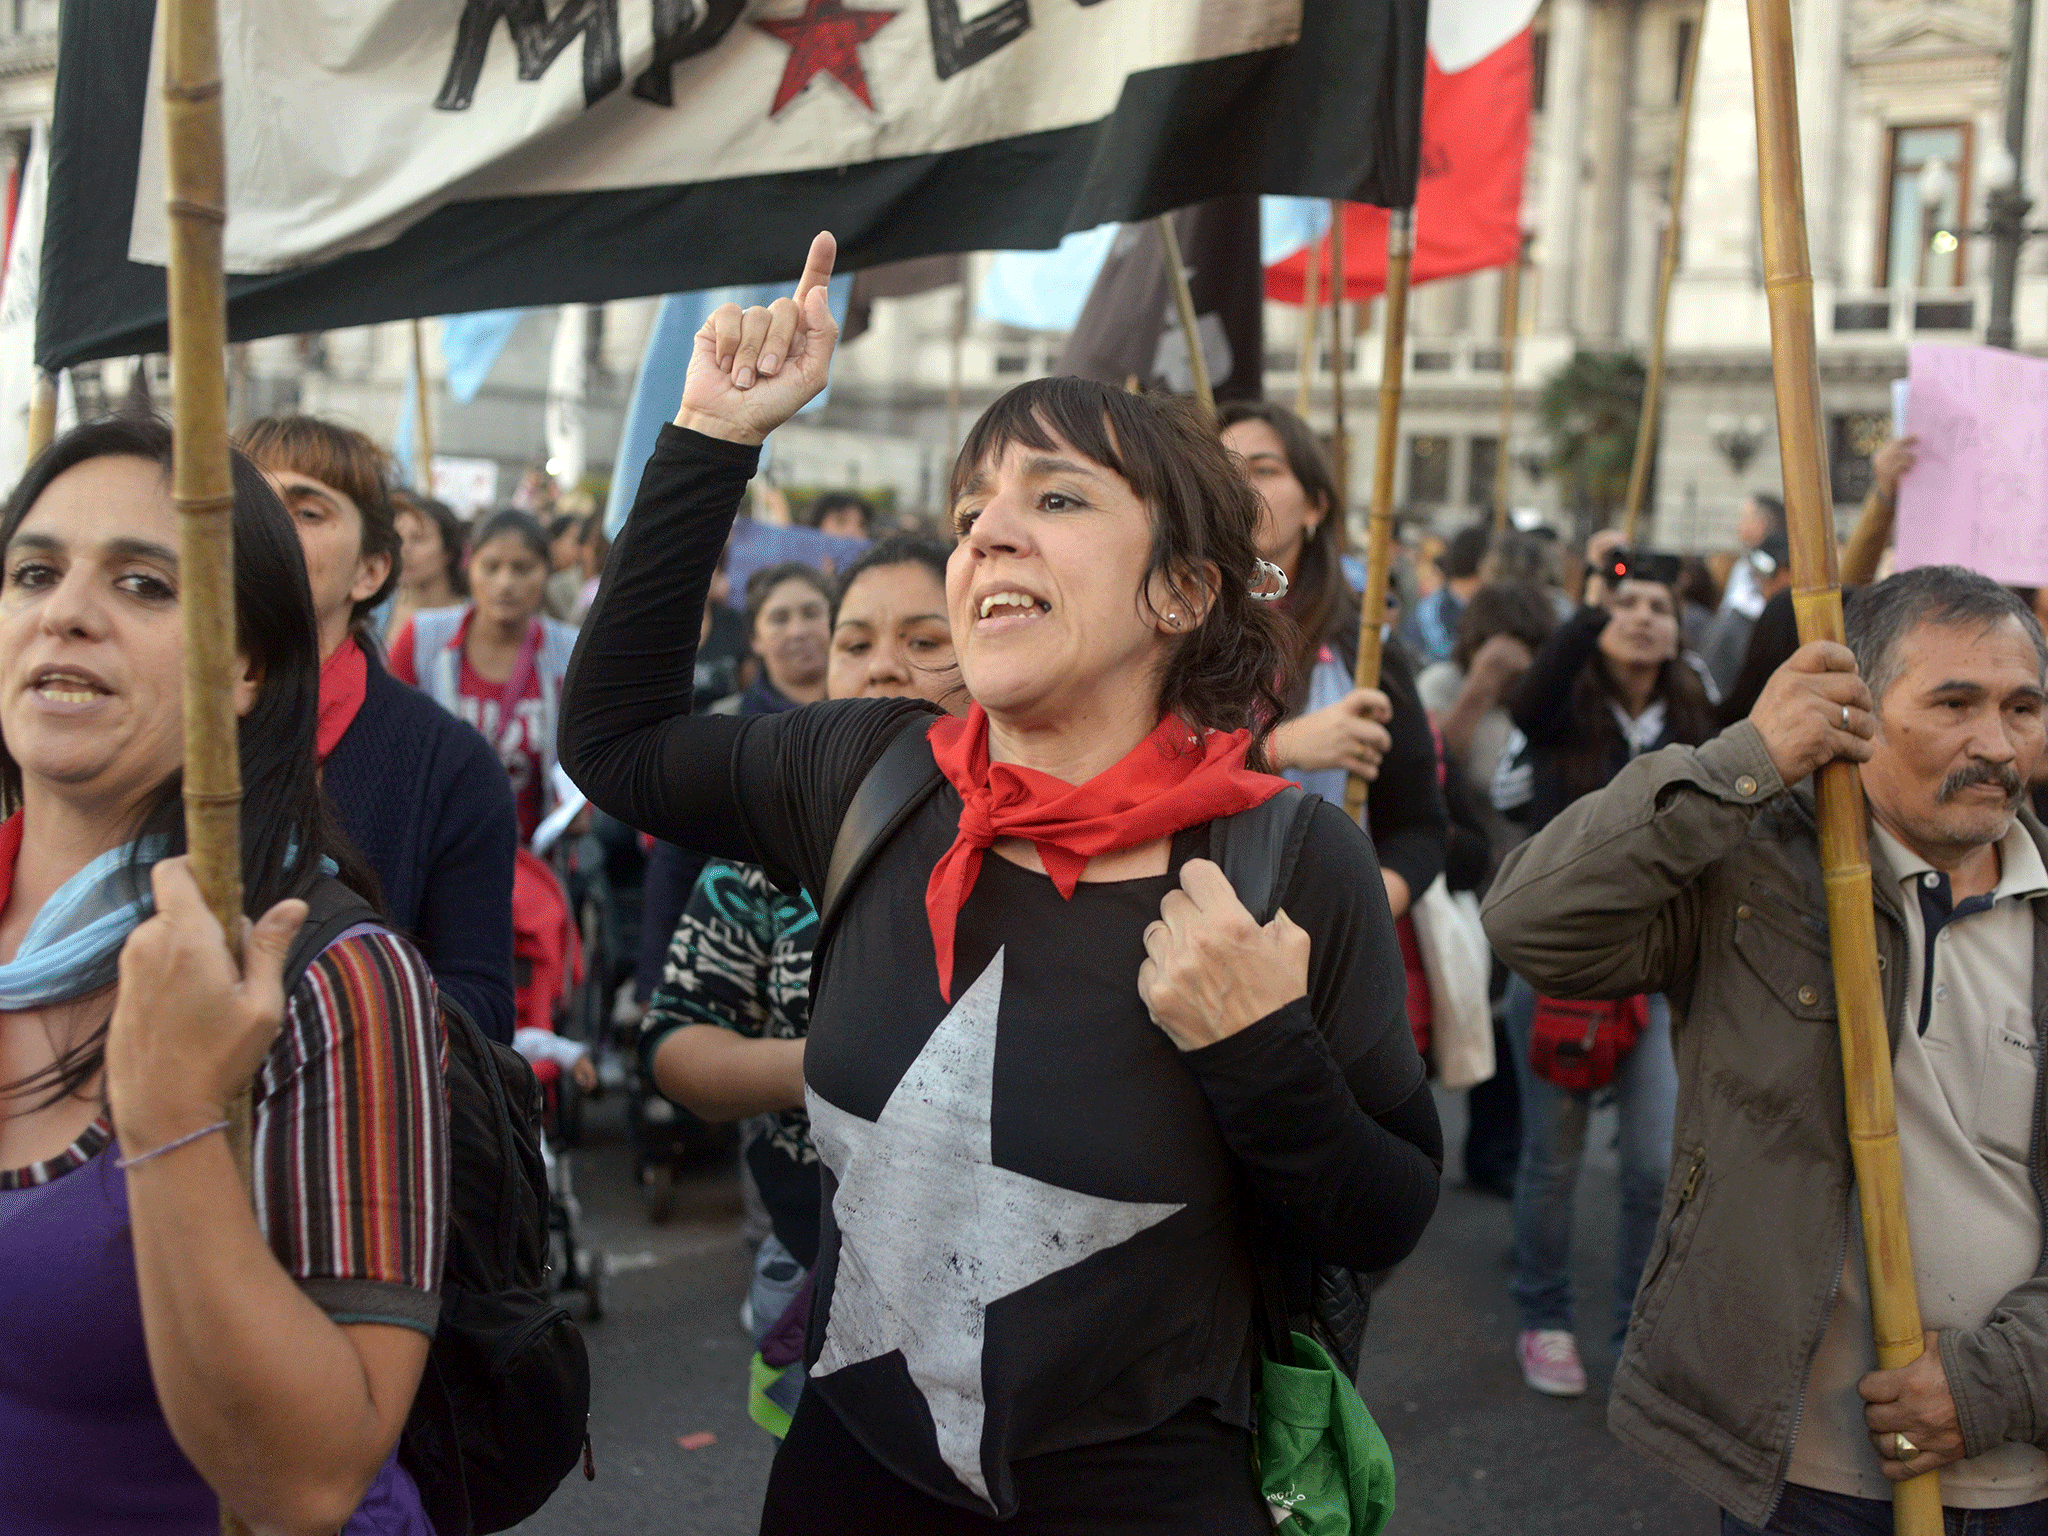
[{"xmin": 1842, "ymin": 703, "xmax": 1850, "ymax": 730}]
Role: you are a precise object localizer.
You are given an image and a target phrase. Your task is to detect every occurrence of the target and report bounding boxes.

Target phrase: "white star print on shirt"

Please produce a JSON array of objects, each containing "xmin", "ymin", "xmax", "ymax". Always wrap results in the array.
[{"xmin": 804, "ymin": 948, "xmax": 1185, "ymax": 1506}]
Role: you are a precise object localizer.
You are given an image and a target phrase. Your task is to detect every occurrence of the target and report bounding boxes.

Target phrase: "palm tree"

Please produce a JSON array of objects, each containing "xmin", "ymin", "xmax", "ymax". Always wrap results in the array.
[{"xmin": 1541, "ymin": 350, "xmax": 1645, "ymax": 540}]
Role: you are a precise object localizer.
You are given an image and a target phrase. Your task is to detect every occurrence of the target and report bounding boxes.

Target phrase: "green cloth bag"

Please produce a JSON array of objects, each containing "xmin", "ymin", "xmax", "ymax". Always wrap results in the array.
[
  {"xmin": 747, "ymin": 1352, "xmax": 795, "ymax": 1440},
  {"xmin": 1254, "ymin": 1330, "xmax": 1397, "ymax": 1536}
]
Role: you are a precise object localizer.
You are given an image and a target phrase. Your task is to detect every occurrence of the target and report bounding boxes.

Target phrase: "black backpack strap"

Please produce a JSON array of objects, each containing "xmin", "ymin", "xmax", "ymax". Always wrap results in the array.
[
  {"xmin": 1207, "ymin": 787, "xmax": 1327, "ymax": 1366},
  {"xmin": 816, "ymin": 712, "xmax": 946, "ymax": 953},
  {"xmin": 283, "ymin": 876, "xmax": 382, "ymax": 998},
  {"xmin": 1207, "ymin": 785, "xmax": 1316, "ymax": 924}
]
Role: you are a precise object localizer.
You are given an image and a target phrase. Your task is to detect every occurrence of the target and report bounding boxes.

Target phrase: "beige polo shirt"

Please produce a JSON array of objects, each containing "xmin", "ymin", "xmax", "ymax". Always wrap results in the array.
[{"xmin": 1787, "ymin": 822, "xmax": 2047, "ymax": 1507}]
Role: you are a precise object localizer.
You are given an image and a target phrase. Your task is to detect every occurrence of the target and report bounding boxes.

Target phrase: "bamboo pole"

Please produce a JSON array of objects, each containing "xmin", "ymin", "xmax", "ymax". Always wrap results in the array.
[
  {"xmin": 1295, "ymin": 231, "xmax": 1322, "ymax": 417},
  {"xmin": 1621, "ymin": 9, "xmax": 1704, "ymax": 545},
  {"xmin": 161, "ymin": 1, "xmax": 248, "ymax": 1524},
  {"xmin": 24, "ymin": 370, "xmax": 54, "ymax": 459},
  {"xmin": 1328, "ymin": 202, "xmax": 1350, "ymax": 509},
  {"xmin": 410, "ymin": 317, "xmax": 435, "ymax": 492},
  {"xmin": 1345, "ymin": 209, "xmax": 1413, "ymax": 825},
  {"xmin": 1491, "ymin": 238, "xmax": 1528, "ymax": 535},
  {"xmin": 1745, "ymin": 0, "xmax": 1942, "ymax": 1529},
  {"xmin": 1156, "ymin": 214, "xmax": 1212, "ymax": 419}
]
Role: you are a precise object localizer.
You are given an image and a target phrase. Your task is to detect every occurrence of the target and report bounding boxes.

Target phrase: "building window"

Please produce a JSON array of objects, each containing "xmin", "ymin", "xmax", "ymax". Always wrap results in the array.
[
  {"xmin": 1530, "ymin": 30, "xmax": 1548, "ymax": 112},
  {"xmin": 1673, "ymin": 17, "xmax": 1696, "ymax": 104},
  {"xmin": 1406, "ymin": 435, "xmax": 1452, "ymax": 505},
  {"xmin": 1880, "ymin": 124, "xmax": 1969, "ymax": 290},
  {"xmin": 1467, "ymin": 437, "xmax": 1501, "ymax": 510}
]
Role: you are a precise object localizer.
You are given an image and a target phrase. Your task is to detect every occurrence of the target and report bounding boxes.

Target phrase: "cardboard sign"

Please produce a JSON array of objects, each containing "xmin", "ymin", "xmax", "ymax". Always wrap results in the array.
[{"xmin": 1895, "ymin": 344, "xmax": 2048, "ymax": 584}]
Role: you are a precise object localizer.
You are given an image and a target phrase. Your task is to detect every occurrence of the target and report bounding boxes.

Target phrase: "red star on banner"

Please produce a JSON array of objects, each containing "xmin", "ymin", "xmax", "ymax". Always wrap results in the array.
[{"xmin": 755, "ymin": 0, "xmax": 899, "ymax": 117}]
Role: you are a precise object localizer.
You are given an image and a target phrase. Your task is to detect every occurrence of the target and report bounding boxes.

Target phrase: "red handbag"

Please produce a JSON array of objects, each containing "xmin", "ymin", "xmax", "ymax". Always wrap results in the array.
[{"xmin": 1528, "ymin": 994, "xmax": 1650, "ymax": 1091}]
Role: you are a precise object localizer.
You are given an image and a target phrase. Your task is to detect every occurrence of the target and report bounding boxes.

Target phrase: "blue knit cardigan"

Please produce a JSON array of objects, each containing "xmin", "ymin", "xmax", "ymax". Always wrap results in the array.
[{"xmin": 323, "ymin": 645, "xmax": 518, "ymax": 1044}]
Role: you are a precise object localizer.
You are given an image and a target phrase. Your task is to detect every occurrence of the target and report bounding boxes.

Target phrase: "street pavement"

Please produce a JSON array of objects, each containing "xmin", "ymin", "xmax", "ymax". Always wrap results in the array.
[{"xmin": 515, "ymin": 1091, "xmax": 1719, "ymax": 1535}]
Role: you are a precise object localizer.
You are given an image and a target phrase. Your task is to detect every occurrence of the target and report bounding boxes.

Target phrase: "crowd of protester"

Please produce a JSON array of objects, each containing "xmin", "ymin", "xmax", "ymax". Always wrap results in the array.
[{"xmin": 2, "ymin": 227, "xmax": 2043, "ymax": 1536}]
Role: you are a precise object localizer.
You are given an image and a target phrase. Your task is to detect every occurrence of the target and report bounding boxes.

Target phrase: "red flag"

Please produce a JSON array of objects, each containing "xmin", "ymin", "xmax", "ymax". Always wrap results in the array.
[{"xmin": 1266, "ymin": 28, "xmax": 1532, "ymax": 302}]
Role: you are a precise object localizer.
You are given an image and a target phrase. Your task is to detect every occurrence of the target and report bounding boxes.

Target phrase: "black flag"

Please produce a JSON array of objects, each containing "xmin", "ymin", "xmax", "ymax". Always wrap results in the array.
[{"xmin": 1056, "ymin": 197, "xmax": 1265, "ymax": 404}]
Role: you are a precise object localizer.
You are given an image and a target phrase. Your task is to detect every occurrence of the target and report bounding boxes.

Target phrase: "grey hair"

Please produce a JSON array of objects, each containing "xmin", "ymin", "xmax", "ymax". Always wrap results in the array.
[{"xmin": 1845, "ymin": 564, "xmax": 2048, "ymax": 706}]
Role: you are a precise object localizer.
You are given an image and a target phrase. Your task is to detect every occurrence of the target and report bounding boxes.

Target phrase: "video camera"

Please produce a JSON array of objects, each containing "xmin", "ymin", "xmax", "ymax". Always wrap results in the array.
[{"xmin": 1598, "ymin": 546, "xmax": 1683, "ymax": 588}]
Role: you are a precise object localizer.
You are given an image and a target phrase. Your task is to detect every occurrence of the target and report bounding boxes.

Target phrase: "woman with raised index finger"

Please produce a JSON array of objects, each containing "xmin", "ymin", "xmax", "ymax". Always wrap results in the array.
[{"xmin": 561, "ymin": 233, "xmax": 1441, "ymax": 1535}]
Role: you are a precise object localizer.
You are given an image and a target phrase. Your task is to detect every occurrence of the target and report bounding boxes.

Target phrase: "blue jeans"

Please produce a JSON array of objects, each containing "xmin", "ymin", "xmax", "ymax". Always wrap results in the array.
[
  {"xmin": 1723, "ymin": 1483, "xmax": 2048, "ymax": 1535},
  {"xmin": 1503, "ymin": 973, "xmax": 1677, "ymax": 1347}
]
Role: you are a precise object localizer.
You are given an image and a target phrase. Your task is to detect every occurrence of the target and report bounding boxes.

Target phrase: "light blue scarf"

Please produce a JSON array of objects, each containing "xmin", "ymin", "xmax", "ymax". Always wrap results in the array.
[{"xmin": 0, "ymin": 836, "xmax": 167, "ymax": 1010}]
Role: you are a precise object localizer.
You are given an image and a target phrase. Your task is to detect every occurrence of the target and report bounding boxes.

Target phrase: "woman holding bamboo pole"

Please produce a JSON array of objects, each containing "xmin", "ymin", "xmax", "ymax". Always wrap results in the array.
[
  {"xmin": 1218, "ymin": 400, "xmax": 1447, "ymax": 924},
  {"xmin": 0, "ymin": 420, "xmax": 447, "ymax": 1535}
]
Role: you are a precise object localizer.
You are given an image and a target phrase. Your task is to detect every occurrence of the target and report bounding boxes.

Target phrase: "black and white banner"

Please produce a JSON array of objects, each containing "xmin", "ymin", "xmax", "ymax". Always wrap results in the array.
[{"xmin": 41, "ymin": 0, "xmax": 1425, "ymax": 369}]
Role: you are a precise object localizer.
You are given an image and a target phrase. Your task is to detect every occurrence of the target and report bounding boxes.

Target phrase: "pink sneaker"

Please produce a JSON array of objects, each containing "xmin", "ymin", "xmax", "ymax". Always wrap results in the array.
[{"xmin": 1518, "ymin": 1329, "xmax": 1587, "ymax": 1397}]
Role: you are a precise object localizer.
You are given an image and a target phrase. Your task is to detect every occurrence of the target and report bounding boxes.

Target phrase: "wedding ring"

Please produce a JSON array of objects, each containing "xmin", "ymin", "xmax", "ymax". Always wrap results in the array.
[
  {"xmin": 1892, "ymin": 1432, "xmax": 1917, "ymax": 1459},
  {"xmin": 1842, "ymin": 704, "xmax": 1850, "ymax": 730}
]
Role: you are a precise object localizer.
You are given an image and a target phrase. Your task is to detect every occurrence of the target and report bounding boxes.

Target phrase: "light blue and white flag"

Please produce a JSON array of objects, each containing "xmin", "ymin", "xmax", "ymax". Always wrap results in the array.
[
  {"xmin": 1259, "ymin": 196, "xmax": 1332, "ymax": 266},
  {"xmin": 603, "ymin": 275, "xmax": 853, "ymax": 540},
  {"xmin": 441, "ymin": 309, "xmax": 526, "ymax": 404},
  {"xmin": 975, "ymin": 225, "xmax": 1118, "ymax": 333}
]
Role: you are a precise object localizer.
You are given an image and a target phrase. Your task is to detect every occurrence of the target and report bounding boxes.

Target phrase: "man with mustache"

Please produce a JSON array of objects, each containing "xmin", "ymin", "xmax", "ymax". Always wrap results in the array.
[{"xmin": 1483, "ymin": 563, "xmax": 2048, "ymax": 1535}]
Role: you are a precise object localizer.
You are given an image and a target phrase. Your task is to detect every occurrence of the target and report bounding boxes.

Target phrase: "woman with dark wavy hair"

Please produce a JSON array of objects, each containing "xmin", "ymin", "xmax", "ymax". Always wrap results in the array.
[
  {"xmin": 1216, "ymin": 400, "xmax": 1447, "ymax": 923},
  {"xmin": 562, "ymin": 235, "xmax": 1440, "ymax": 1535},
  {"xmin": 0, "ymin": 417, "xmax": 447, "ymax": 1532}
]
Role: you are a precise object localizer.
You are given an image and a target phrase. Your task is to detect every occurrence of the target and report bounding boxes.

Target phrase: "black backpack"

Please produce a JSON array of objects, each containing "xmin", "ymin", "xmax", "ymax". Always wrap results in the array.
[
  {"xmin": 814, "ymin": 716, "xmax": 1375, "ymax": 1378},
  {"xmin": 285, "ymin": 877, "xmax": 591, "ymax": 1535}
]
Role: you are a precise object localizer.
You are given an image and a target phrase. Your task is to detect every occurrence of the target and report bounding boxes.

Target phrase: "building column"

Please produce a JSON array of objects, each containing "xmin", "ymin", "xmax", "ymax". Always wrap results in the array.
[
  {"xmin": 1536, "ymin": 0, "xmax": 1591, "ymax": 333},
  {"xmin": 1796, "ymin": 0, "xmax": 1848, "ymax": 282}
]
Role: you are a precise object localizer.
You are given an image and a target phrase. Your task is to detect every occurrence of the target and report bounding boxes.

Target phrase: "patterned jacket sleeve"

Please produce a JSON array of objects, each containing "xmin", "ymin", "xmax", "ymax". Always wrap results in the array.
[
  {"xmin": 640, "ymin": 861, "xmax": 775, "ymax": 1080},
  {"xmin": 250, "ymin": 928, "xmax": 450, "ymax": 1335}
]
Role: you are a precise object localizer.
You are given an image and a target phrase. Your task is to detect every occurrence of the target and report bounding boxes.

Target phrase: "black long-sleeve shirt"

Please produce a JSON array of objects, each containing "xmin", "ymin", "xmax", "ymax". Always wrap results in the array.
[
  {"xmin": 562, "ymin": 426, "xmax": 1441, "ymax": 1512},
  {"xmin": 1314, "ymin": 614, "xmax": 1448, "ymax": 898}
]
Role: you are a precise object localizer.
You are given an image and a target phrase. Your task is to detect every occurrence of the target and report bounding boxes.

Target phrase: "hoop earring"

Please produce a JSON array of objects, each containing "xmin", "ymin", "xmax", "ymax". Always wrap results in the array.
[{"xmin": 1249, "ymin": 560, "xmax": 1290, "ymax": 603}]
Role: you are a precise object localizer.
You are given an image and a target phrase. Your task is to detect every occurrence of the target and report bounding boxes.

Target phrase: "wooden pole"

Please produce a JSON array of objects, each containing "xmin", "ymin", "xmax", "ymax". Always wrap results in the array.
[
  {"xmin": 1345, "ymin": 208, "xmax": 1413, "ymax": 824},
  {"xmin": 1156, "ymin": 213, "xmax": 1212, "ymax": 419},
  {"xmin": 1491, "ymin": 238, "xmax": 1528, "ymax": 536},
  {"xmin": 1621, "ymin": 8, "xmax": 1704, "ymax": 545},
  {"xmin": 1295, "ymin": 230, "xmax": 1322, "ymax": 417},
  {"xmin": 1328, "ymin": 201, "xmax": 1350, "ymax": 510},
  {"xmin": 162, "ymin": 1, "xmax": 249, "ymax": 1526},
  {"xmin": 24, "ymin": 370, "xmax": 54, "ymax": 459},
  {"xmin": 1746, "ymin": 1, "xmax": 1942, "ymax": 1529},
  {"xmin": 410, "ymin": 317, "xmax": 435, "ymax": 493}
]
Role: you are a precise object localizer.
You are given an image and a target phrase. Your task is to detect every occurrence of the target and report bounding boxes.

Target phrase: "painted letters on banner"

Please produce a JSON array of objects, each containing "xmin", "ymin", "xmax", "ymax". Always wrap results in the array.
[{"xmin": 131, "ymin": 1, "xmax": 1300, "ymax": 276}]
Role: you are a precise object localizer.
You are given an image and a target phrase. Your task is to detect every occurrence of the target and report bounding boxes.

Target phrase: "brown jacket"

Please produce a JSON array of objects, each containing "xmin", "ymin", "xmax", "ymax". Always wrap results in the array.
[{"xmin": 1481, "ymin": 720, "xmax": 2048, "ymax": 1526}]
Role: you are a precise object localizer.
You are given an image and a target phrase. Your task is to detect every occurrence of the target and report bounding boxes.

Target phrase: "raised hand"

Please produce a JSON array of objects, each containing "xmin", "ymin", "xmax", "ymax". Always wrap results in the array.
[
  {"xmin": 674, "ymin": 231, "xmax": 840, "ymax": 447},
  {"xmin": 1270, "ymin": 686, "xmax": 1394, "ymax": 778},
  {"xmin": 1749, "ymin": 639, "xmax": 1876, "ymax": 786},
  {"xmin": 105, "ymin": 858, "xmax": 307, "ymax": 1160}
]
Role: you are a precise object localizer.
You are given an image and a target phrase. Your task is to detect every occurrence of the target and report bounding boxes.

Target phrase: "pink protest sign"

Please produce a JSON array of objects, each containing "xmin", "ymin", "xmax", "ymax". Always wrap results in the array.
[{"xmin": 1895, "ymin": 344, "xmax": 2048, "ymax": 583}]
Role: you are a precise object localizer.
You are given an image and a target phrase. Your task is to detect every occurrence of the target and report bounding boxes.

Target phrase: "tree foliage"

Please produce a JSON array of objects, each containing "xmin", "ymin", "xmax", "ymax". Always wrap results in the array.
[{"xmin": 1540, "ymin": 350, "xmax": 1645, "ymax": 530}]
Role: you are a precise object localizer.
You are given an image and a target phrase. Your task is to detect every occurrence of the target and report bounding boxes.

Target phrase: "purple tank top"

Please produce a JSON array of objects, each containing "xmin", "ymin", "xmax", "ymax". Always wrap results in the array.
[{"xmin": 0, "ymin": 1138, "xmax": 432, "ymax": 1534}]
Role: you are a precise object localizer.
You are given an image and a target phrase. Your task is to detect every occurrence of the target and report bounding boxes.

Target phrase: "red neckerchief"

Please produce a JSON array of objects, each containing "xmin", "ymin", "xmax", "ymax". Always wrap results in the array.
[
  {"xmin": 922, "ymin": 706, "xmax": 1287, "ymax": 999},
  {"xmin": 0, "ymin": 811, "xmax": 24, "ymax": 909},
  {"xmin": 317, "ymin": 636, "xmax": 369, "ymax": 762}
]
